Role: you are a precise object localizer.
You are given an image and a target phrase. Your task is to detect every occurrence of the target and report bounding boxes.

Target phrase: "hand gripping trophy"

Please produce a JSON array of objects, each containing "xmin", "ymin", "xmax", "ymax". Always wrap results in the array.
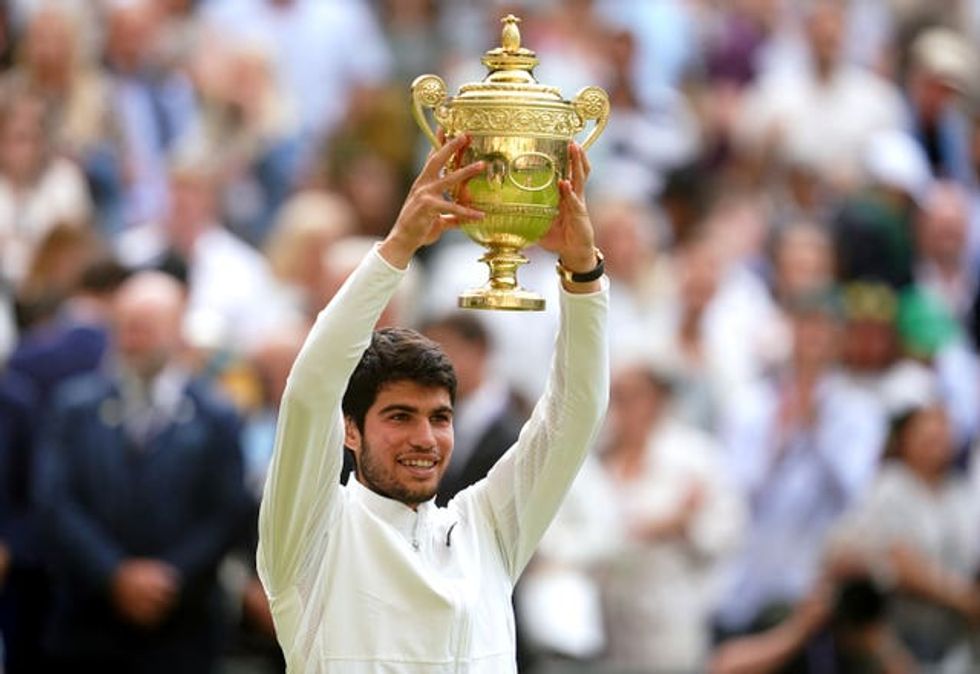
[{"xmin": 411, "ymin": 14, "xmax": 610, "ymax": 311}]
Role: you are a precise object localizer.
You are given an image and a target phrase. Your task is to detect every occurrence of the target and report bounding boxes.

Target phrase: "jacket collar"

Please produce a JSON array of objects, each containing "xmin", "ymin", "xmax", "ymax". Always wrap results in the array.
[{"xmin": 347, "ymin": 477, "xmax": 436, "ymax": 538}]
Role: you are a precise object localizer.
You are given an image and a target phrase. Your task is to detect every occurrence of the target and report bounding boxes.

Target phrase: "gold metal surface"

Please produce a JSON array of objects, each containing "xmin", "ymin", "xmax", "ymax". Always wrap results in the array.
[{"xmin": 411, "ymin": 14, "xmax": 610, "ymax": 311}]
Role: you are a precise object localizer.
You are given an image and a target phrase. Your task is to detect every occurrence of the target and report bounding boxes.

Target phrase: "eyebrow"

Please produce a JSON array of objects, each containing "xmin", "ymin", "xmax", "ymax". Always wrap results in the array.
[{"xmin": 379, "ymin": 404, "xmax": 454, "ymax": 416}]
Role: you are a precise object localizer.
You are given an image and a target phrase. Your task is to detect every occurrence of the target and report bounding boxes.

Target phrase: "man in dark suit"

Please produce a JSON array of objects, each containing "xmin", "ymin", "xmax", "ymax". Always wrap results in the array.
[
  {"xmin": 422, "ymin": 314, "xmax": 526, "ymax": 507},
  {"xmin": 38, "ymin": 271, "xmax": 247, "ymax": 674}
]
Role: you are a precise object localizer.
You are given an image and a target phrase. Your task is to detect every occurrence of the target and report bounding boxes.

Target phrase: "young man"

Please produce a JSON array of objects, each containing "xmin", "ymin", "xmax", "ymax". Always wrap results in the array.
[{"xmin": 257, "ymin": 134, "xmax": 609, "ymax": 672}]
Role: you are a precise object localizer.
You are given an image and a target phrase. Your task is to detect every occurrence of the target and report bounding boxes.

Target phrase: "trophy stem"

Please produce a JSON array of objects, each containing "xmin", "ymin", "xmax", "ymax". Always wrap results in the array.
[{"xmin": 458, "ymin": 247, "xmax": 546, "ymax": 311}]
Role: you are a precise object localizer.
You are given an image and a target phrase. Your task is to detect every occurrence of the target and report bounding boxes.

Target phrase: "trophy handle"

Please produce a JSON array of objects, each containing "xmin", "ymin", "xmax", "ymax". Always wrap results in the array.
[
  {"xmin": 573, "ymin": 86, "xmax": 610, "ymax": 151},
  {"xmin": 411, "ymin": 74, "xmax": 449, "ymax": 149}
]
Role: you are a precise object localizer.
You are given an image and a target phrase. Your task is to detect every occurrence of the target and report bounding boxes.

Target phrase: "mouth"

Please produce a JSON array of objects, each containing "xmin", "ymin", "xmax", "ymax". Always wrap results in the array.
[{"xmin": 397, "ymin": 456, "xmax": 440, "ymax": 479}]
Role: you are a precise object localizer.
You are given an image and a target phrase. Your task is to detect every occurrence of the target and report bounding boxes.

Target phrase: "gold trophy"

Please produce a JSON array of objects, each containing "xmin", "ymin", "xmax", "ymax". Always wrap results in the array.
[{"xmin": 411, "ymin": 14, "xmax": 610, "ymax": 311}]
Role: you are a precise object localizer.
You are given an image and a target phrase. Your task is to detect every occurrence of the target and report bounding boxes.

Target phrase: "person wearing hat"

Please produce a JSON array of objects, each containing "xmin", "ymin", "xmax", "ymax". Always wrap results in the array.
[
  {"xmin": 905, "ymin": 27, "xmax": 978, "ymax": 184},
  {"xmin": 833, "ymin": 129, "xmax": 933, "ymax": 288}
]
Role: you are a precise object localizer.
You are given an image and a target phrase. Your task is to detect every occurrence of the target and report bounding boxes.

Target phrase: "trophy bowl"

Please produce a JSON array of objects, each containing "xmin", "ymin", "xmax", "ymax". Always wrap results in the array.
[{"xmin": 411, "ymin": 14, "xmax": 610, "ymax": 311}]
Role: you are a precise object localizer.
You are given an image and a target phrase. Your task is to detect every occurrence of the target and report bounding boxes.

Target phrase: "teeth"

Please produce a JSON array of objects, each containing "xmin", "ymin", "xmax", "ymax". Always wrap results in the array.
[{"xmin": 401, "ymin": 459, "xmax": 435, "ymax": 468}]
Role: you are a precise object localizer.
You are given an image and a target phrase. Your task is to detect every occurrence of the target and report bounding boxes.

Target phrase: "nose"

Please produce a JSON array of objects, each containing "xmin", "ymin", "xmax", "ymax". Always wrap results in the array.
[{"xmin": 409, "ymin": 419, "xmax": 437, "ymax": 450}]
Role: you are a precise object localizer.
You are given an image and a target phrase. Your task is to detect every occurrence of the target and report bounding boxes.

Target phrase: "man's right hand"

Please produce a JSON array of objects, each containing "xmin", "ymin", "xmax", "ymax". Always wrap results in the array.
[
  {"xmin": 379, "ymin": 133, "xmax": 486, "ymax": 269},
  {"xmin": 111, "ymin": 559, "xmax": 180, "ymax": 627}
]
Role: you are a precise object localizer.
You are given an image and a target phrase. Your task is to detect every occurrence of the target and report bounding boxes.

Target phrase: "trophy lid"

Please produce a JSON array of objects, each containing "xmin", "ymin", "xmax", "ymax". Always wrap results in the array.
[{"xmin": 458, "ymin": 14, "xmax": 562, "ymax": 101}]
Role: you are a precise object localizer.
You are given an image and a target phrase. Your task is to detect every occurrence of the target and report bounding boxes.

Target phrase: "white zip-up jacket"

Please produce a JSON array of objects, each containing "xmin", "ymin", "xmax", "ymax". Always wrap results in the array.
[{"xmin": 258, "ymin": 246, "xmax": 609, "ymax": 673}]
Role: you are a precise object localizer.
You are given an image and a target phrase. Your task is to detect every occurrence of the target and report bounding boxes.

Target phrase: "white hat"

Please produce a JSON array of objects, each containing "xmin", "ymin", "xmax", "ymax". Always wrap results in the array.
[
  {"xmin": 863, "ymin": 129, "xmax": 933, "ymax": 203},
  {"xmin": 911, "ymin": 28, "xmax": 978, "ymax": 93}
]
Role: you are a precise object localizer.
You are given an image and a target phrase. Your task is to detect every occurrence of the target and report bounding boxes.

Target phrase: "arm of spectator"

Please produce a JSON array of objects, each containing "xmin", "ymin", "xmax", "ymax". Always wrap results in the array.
[
  {"xmin": 889, "ymin": 542, "xmax": 980, "ymax": 622},
  {"xmin": 709, "ymin": 582, "xmax": 832, "ymax": 674}
]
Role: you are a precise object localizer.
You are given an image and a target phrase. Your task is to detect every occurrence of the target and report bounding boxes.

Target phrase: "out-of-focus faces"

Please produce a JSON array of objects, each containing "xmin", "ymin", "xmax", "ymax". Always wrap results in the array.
[
  {"xmin": 898, "ymin": 406, "xmax": 953, "ymax": 481},
  {"xmin": 608, "ymin": 365, "xmax": 667, "ymax": 448},
  {"xmin": 114, "ymin": 273, "xmax": 185, "ymax": 380},
  {"xmin": 774, "ymin": 225, "xmax": 834, "ymax": 301},
  {"xmin": 106, "ymin": 2, "xmax": 158, "ymax": 73},
  {"xmin": 678, "ymin": 236, "xmax": 722, "ymax": 317},
  {"xmin": 0, "ymin": 97, "xmax": 47, "ymax": 183},
  {"xmin": 791, "ymin": 310, "xmax": 840, "ymax": 371},
  {"xmin": 916, "ymin": 182, "xmax": 969, "ymax": 268},
  {"xmin": 167, "ymin": 172, "xmax": 218, "ymax": 254},
  {"xmin": 422, "ymin": 325, "xmax": 486, "ymax": 401},
  {"xmin": 594, "ymin": 200, "xmax": 653, "ymax": 284},
  {"xmin": 805, "ymin": 0, "xmax": 844, "ymax": 72},
  {"xmin": 24, "ymin": 7, "xmax": 75, "ymax": 77}
]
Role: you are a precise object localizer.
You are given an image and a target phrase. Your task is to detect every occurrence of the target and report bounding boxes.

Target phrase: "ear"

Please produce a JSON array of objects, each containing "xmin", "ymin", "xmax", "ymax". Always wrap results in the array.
[{"xmin": 344, "ymin": 416, "xmax": 361, "ymax": 452}]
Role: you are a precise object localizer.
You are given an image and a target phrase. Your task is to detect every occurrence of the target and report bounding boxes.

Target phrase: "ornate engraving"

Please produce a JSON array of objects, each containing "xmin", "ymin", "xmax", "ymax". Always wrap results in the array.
[
  {"xmin": 574, "ymin": 86, "xmax": 610, "ymax": 120},
  {"xmin": 453, "ymin": 105, "xmax": 582, "ymax": 137},
  {"xmin": 413, "ymin": 75, "xmax": 447, "ymax": 108}
]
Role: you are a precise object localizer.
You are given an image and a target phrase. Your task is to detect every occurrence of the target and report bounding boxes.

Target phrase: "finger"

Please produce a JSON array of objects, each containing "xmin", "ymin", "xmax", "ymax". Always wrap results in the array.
[
  {"xmin": 437, "ymin": 200, "xmax": 485, "ymax": 221},
  {"xmin": 438, "ymin": 214, "xmax": 462, "ymax": 228},
  {"xmin": 436, "ymin": 127, "xmax": 447, "ymax": 145},
  {"xmin": 579, "ymin": 143, "xmax": 591, "ymax": 180},
  {"xmin": 421, "ymin": 133, "xmax": 470, "ymax": 179},
  {"xmin": 434, "ymin": 160, "xmax": 485, "ymax": 191},
  {"xmin": 570, "ymin": 144, "xmax": 586, "ymax": 197},
  {"xmin": 559, "ymin": 179, "xmax": 586, "ymax": 211}
]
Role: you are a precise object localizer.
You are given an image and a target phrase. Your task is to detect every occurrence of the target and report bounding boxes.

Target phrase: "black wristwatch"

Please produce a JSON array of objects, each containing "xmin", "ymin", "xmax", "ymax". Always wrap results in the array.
[{"xmin": 556, "ymin": 248, "xmax": 605, "ymax": 283}]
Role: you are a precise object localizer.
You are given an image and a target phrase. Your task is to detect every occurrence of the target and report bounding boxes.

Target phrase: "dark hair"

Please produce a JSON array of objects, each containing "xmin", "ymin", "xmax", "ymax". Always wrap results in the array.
[{"xmin": 342, "ymin": 327, "xmax": 457, "ymax": 432}]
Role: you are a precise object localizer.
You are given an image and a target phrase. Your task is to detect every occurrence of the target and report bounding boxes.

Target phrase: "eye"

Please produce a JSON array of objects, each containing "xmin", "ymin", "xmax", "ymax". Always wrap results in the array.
[
  {"xmin": 431, "ymin": 413, "xmax": 453, "ymax": 426},
  {"xmin": 389, "ymin": 412, "xmax": 410, "ymax": 422}
]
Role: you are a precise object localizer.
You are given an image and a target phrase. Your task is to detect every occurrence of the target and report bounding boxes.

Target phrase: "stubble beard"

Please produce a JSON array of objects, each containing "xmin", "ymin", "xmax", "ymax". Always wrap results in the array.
[{"xmin": 357, "ymin": 439, "xmax": 440, "ymax": 506}]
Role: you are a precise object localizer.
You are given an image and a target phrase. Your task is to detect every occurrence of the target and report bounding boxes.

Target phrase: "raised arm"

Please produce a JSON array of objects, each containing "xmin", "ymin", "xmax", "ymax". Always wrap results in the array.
[
  {"xmin": 257, "ymin": 135, "xmax": 486, "ymax": 595},
  {"xmin": 471, "ymin": 144, "xmax": 610, "ymax": 581}
]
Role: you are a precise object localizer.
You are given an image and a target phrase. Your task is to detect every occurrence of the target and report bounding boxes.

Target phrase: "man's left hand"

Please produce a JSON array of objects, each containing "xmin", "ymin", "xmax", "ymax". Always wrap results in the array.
[{"xmin": 538, "ymin": 144, "xmax": 601, "ymax": 290}]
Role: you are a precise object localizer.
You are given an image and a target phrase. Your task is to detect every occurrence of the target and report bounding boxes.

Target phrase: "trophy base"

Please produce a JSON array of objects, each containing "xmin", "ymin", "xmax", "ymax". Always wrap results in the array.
[{"xmin": 458, "ymin": 286, "xmax": 546, "ymax": 311}]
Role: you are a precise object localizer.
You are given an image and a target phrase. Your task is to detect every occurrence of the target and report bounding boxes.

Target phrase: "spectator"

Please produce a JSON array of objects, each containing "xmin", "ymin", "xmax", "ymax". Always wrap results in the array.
[
  {"xmin": 0, "ymin": 368, "xmax": 41, "ymax": 674},
  {"xmin": 104, "ymin": 0, "xmax": 196, "ymax": 227},
  {"xmin": 0, "ymin": 2, "xmax": 124, "ymax": 233},
  {"xmin": 38, "ymin": 271, "xmax": 247, "ymax": 673},
  {"xmin": 834, "ymin": 129, "xmax": 932, "ymax": 288},
  {"xmin": 736, "ymin": 0, "xmax": 905, "ymax": 190},
  {"xmin": 263, "ymin": 190, "xmax": 356, "ymax": 317},
  {"xmin": 829, "ymin": 403, "xmax": 980, "ymax": 669},
  {"xmin": 0, "ymin": 92, "xmax": 92, "ymax": 289},
  {"xmin": 715, "ymin": 288, "xmax": 887, "ymax": 636},
  {"xmin": 596, "ymin": 359, "xmax": 745, "ymax": 672},
  {"xmin": 185, "ymin": 39, "xmax": 301, "ymax": 245},
  {"xmin": 905, "ymin": 28, "xmax": 978, "ymax": 184}
]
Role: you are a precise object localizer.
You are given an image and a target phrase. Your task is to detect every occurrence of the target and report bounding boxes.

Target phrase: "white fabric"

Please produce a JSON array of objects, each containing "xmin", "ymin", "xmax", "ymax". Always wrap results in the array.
[
  {"xmin": 596, "ymin": 420, "xmax": 746, "ymax": 672},
  {"xmin": 184, "ymin": 226, "xmax": 288, "ymax": 351},
  {"xmin": 0, "ymin": 158, "xmax": 92, "ymax": 285},
  {"xmin": 736, "ymin": 64, "xmax": 906, "ymax": 185},
  {"xmin": 258, "ymin": 246, "xmax": 609, "ymax": 673}
]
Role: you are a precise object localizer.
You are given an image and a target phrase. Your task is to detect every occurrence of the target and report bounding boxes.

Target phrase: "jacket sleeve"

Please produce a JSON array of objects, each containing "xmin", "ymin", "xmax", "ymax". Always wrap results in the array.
[
  {"xmin": 37, "ymin": 396, "xmax": 126, "ymax": 595},
  {"xmin": 470, "ymin": 280, "xmax": 609, "ymax": 583},
  {"xmin": 257, "ymin": 247, "xmax": 406, "ymax": 597}
]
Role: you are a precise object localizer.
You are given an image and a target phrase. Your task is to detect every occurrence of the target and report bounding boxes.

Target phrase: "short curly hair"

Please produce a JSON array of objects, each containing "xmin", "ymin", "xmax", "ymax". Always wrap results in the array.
[{"xmin": 342, "ymin": 327, "xmax": 457, "ymax": 432}]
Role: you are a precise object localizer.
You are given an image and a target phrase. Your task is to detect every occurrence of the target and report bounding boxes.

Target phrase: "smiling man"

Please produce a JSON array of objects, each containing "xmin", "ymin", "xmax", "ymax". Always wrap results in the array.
[{"xmin": 257, "ymin": 134, "xmax": 609, "ymax": 673}]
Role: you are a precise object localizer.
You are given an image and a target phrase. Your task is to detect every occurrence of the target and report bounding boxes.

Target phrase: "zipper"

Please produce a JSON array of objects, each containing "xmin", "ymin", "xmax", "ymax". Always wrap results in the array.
[{"xmin": 411, "ymin": 509, "xmax": 421, "ymax": 552}]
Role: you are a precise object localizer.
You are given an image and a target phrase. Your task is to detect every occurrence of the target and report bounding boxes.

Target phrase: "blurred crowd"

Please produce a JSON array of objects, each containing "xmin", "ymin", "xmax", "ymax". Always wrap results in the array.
[{"xmin": 1, "ymin": 0, "xmax": 980, "ymax": 672}]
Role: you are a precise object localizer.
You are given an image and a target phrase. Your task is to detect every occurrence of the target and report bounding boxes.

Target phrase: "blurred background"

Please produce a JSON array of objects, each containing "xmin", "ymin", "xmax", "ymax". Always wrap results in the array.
[{"xmin": 1, "ymin": 0, "xmax": 980, "ymax": 672}]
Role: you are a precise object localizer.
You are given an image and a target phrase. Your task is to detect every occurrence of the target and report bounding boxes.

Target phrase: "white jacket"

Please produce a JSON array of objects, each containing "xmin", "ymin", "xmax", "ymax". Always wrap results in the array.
[{"xmin": 258, "ymin": 247, "xmax": 609, "ymax": 673}]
